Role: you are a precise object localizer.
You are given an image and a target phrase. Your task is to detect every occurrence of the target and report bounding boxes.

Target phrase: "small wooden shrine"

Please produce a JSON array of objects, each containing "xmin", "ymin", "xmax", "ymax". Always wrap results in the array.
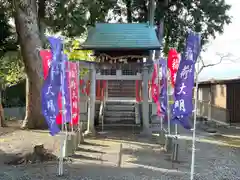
[{"xmin": 80, "ymin": 23, "xmax": 161, "ymax": 134}]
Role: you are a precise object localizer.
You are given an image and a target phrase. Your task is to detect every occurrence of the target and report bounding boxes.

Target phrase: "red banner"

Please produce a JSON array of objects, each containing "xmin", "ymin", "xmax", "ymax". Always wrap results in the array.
[
  {"xmin": 135, "ymin": 80, "xmax": 140, "ymax": 102},
  {"xmin": 40, "ymin": 50, "xmax": 80, "ymax": 125},
  {"xmin": 68, "ymin": 62, "xmax": 80, "ymax": 125},
  {"xmin": 167, "ymin": 48, "xmax": 180, "ymax": 87},
  {"xmin": 151, "ymin": 64, "xmax": 161, "ymax": 116},
  {"xmin": 101, "ymin": 80, "xmax": 107, "ymax": 100},
  {"xmin": 40, "ymin": 50, "xmax": 62, "ymax": 124},
  {"xmin": 40, "ymin": 50, "xmax": 52, "ymax": 80}
]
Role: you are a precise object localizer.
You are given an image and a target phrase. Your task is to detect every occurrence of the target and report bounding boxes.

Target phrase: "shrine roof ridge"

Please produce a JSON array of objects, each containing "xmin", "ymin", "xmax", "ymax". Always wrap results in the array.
[{"xmin": 81, "ymin": 23, "xmax": 161, "ymax": 50}]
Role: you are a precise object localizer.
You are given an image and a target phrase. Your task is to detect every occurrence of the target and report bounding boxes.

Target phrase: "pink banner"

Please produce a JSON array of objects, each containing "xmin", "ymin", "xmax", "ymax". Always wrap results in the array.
[
  {"xmin": 135, "ymin": 80, "xmax": 140, "ymax": 102},
  {"xmin": 40, "ymin": 50, "xmax": 80, "ymax": 125},
  {"xmin": 40, "ymin": 50, "xmax": 52, "ymax": 80},
  {"xmin": 68, "ymin": 62, "xmax": 80, "ymax": 125},
  {"xmin": 151, "ymin": 64, "xmax": 161, "ymax": 116},
  {"xmin": 167, "ymin": 48, "xmax": 180, "ymax": 87}
]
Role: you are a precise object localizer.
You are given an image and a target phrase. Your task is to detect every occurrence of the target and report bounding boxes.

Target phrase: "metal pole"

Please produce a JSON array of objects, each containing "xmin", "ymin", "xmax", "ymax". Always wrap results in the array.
[
  {"xmin": 68, "ymin": 61, "xmax": 73, "ymax": 133},
  {"xmin": 172, "ymin": 123, "xmax": 178, "ymax": 161},
  {"xmin": 59, "ymin": 53, "xmax": 66, "ymax": 176},
  {"xmin": 167, "ymin": 72, "xmax": 170, "ymax": 136},
  {"xmin": 165, "ymin": 70, "xmax": 173, "ymax": 151},
  {"xmin": 77, "ymin": 62, "xmax": 81, "ymax": 144},
  {"xmin": 190, "ymin": 59, "xmax": 200, "ymax": 180}
]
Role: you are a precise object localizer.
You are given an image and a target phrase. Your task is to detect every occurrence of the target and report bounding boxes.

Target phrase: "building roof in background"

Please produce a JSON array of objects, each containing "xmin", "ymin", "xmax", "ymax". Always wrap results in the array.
[
  {"xmin": 198, "ymin": 77, "xmax": 240, "ymax": 85},
  {"xmin": 81, "ymin": 23, "xmax": 161, "ymax": 50},
  {"xmin": 198, "ymin": 62, "xmax": 240, "ymax": 84}
]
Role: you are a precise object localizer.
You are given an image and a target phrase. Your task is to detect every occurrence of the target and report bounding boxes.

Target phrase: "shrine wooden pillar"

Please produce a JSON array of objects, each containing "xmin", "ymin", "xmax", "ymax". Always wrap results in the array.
[
  {"xmin": 142, "ymin": 66, "xmax": 150, "ymax": 134},
  {"xmin": 86, "ymin": 63, "xmax": 96, "ymax": 135}
]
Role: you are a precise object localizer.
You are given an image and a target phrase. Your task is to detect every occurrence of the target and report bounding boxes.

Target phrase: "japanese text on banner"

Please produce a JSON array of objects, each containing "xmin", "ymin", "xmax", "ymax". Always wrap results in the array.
[
  {"xmin": 159, "ymin": 58, "xmax": 167, "ymax": 118},
  {"xmin": 68, "ymin": 62, "xmax": 79, "ymax": 125},
  {"xmin": 41, "ymin": 37, "xmax": 63, "ymax": 136},
  {"xmin": 171, "ymin": 31, "xmax": 201, "ymax": 129},
  {"xmin": 167, "ymin": 48, "xmax": 180, "ymax": 87}
]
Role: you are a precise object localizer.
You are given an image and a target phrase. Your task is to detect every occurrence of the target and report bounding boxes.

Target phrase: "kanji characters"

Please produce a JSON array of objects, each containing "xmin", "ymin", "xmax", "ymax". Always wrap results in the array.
[
  {"xmin": 46, "ymin": 86, "xmax": 55, "ymax": 96},
  {"xmin": 185, "ymin": 47, "xmax": 193, "ymax": 61},
  {"xmin": 71, "ymin": 81, "xmax": 76, "ymax": 89},
  {"xmin": 47, "ymin": 99, "xmax": 55, "ymax": 112},
  {"xmin": 172, "ymin": 57, "xmax": 179, "ymax": 71},
  {"xmin": 177, "ymin": 83, "xmax": 186, "ymax": 95},
  {"xmin": 72, "ymin": 101, "xmax": 78, "ymax": 109},
  {"xmin": 174, "ymin": 99, "xmax": 186, "ymax": 112},
  {"xmin": 179, "ymin": 99, "xmax": 186, "ymax": 112},
  {"xmin": 180, "ymin": 65, "xmax": 192, "ymax": 80}
]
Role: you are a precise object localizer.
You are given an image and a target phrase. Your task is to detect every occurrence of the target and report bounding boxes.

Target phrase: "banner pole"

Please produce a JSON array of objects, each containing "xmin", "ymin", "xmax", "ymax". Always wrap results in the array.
[
  {"xmin": 59, "ymin": 42, "xmax": 67, "ymax": 176},
  {"xmin": 190, "ymin": 59, "xmax": 200, "ymax": 180},
  {"xmin": 77, "ymin": 62, "xmax": 80, "ymax": 133},
  {"xmin": 59, "ymin": 59, "xmax": 65, "ymax": 176},
  {"xmin": 68, "ymin": 61, "xmax": 74, "ymax": 133},
  {"xmin": 157, "ymin": 60, "xmax": 163, "ymax": 130},
  {"xmin": 167, "ymin": 70, "xmax": 170, "ymax": 136}
]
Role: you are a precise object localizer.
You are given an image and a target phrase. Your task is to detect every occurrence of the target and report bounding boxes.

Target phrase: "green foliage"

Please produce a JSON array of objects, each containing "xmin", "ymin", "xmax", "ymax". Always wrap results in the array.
[
  {"xmin": 44, "ymin": 0, "xmax": 117, "ymax": 37},
  {"xmin": 2, "ymin": 80, "xmax": 26, "ymax": 107},
  {"xmin": 0, "ymin": 0, "xmax": 232, "ymax": 87},
  {"xmin": 0, "ymin": 6, "xmax": 17, "ymax": 59},
  {"xmin": 0, "ymin": 5, "xmax": 20, "ymax": 87},
  {"xmin": 111, "ymin": 0, "xmax": 231, "ymax": 54},
  {"xmin": 0, "ymin": 51, "xmax": 25, "ymax": 87}
]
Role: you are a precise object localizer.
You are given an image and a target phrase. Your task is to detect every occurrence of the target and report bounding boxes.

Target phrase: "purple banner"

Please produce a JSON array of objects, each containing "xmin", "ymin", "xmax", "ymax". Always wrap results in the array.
[
  {"xmin": 41, "ymin": 37, "xmax": 63, "ymax": 136},
  {"xmin": 159, "ymin": 58, "xmax": 167, "ymax": 118},
  {"xmin": 184, "ymin": 31, "xmax": 201, "ymax": 64},
  {"xmin": 61, "ymin": 54, "xmax": 71, "ymax": 124},
  {"xmin": 172, "ymin": 59, "xmax": 194, "ymax": 116},
  {"xmin": 171, "ymin": 31, "xmax": 201, "ymax": 129}
]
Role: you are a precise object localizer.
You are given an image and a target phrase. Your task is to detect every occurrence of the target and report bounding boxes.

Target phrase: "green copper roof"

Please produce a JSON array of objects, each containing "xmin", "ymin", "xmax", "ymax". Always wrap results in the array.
[{"xmin": 81, "ymin": 23, "xmax": 160, "ymax": 50}]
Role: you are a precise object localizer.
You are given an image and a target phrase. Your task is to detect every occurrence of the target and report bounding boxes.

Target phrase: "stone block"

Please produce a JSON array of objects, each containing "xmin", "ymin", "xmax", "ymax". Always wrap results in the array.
[
  {"xmin": 61, "ymin": 133, "xmax": 75, "ymax": 158},
  {"xmin": 158, "ymin": 131, "xmax": 166, "ymax": 145}
]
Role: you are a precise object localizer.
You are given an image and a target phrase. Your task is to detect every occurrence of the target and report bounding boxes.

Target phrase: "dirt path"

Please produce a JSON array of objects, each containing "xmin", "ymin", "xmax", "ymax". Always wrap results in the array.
[{"xmin": 0, "ymin": 128, "xmax": 240, "ymax": 179}]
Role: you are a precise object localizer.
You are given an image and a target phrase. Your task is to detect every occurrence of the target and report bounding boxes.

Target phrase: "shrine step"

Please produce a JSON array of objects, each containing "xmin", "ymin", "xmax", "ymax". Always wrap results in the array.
[
  {"xmin": 104, "ymin": 117, "xmax": 135, "ymax": 124},
  {"xmin": 106, "ymin": 105, "xmax": 135, "ymax": 112},
  {"xmin": 107, "ymin": 80, "xmax": 135, "ymax": 98},
  {"xmin": 103, "ymin": 100, "xmax": 136, "ymax": 126},
  {"xmin": 105, "ymin": 111, "xmax": 135, "ymax": 118}
]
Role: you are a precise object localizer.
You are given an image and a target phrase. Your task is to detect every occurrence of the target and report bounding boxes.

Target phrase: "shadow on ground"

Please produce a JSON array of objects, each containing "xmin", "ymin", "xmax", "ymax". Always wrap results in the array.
[
  {"xmin": 94, "ymin": 127, "xmax": 162, "ymax": 146},
  {"xmin": 208, "ymin": 134, "xmax": 240, "ymax": 147},
  {"xmin": 0, "ymin": 120, "xmax": 23, "ymax": 136},
  {"xmin": 69, "ymin": 154, "xmax": 106, "ymax": 161},
  {"xmin": 0, "ymin": 161, "xmax": 189, "ymax": 180},
  {"xmin": 90, "ymin": 129, "xmax": 189, "ymax": 173},
  {"xmin": 0, "ymin": 149, "xmax": 23, "ymax": 165},
  {"xmin": 76, "ymin": 147, "xmax": 106, "ymax": 154}
]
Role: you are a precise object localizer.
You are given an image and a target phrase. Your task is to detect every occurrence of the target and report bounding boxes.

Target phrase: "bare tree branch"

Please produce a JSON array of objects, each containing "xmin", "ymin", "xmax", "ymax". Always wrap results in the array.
[{"xmin": 197, "ymin": 53, "xmax": 232, "ymax": 75}]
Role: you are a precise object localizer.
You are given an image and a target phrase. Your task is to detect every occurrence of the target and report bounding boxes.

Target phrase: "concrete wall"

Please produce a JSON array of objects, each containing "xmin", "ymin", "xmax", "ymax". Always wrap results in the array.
[
  {"xmin": 212, "ymin": 84, "xmax": 227, "ymax": 108},
  {"xmin": 4, "ymin": 107, "xmax": 25, "ymax": 120},
  {"xmin": 198, "ymin": 84, "xmax": 227, "ymax": 108},
  {"xmin": 4, "ymin": 97, "xmax": 89, "ymax": 121},
  {"xmin": 198, "ymin": 83, "xmax": 228, "ymax": 123}
]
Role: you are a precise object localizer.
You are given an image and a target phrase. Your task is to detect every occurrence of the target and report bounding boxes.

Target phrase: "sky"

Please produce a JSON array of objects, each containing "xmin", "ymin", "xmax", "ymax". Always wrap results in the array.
[{"xmin": 199, "ymin": 0, "xmax": 240, "ymax": 82}]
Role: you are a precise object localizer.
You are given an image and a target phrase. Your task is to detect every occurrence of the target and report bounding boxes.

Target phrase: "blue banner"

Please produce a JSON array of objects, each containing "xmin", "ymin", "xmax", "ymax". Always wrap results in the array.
[
  {"xmin": 159, "ymin": 58, "xmax": 167, "ymax": 118},
  {"xmin": 184, "ymin": 31, "xmax": 201, "ymax": 64},
  {"xmin": 171, "ymin": 31, "xmax": 201, "ymax": 129},
  {"xmin": 41, "ymin": 37, "xmax": 63, "ymax": 136},
  {"xmin": 61, "ymin": 54, "xmax": 71, "ymax": 123}
]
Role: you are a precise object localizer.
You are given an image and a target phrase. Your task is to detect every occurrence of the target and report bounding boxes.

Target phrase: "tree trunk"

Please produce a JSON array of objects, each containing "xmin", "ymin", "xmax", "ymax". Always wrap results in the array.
[
  {"xmin": 37, "ymin": 0, "xmax": 47, "ymax": 47},
  {"xmin": 0, "ymin": 86, "xmax": 6, "ymax": 127},
  {"xmin": 13, "ymin": 0, "xmax": 46, "ymax": 129},
  {"xmin": 0, "ymin": 103, "xmax": 6, "ymax": 127},
  {"xmin": 126, "ymin": 0, "xmax": 132, "ymax": 23}
]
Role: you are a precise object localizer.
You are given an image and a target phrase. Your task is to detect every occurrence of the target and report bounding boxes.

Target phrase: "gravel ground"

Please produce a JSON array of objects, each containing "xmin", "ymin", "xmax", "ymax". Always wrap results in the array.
[{"xmin": 0, "ymin": 126, "xmax": 240, "ymax": 180}]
